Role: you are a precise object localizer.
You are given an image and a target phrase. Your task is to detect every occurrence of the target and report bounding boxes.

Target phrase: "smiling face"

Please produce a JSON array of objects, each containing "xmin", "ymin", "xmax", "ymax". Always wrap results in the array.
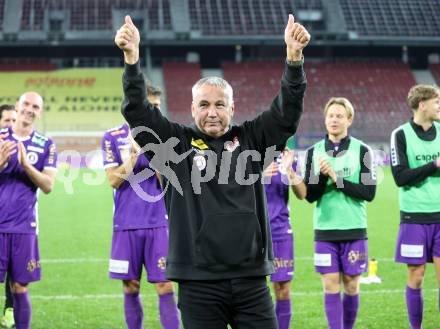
[
  {"xmin": 325, "ymin": 103, "xmax": 353, "ymax": 140},
  {"xmin": 0, "ymin": 109, "xmax": 17, "ymax": 128},
  {"xmin": 420, "ymin": 96, "xmax": 440, "ymax": 122},
  {"xmin": 408, "ymin": 85, "xmax": 440, "ymax": 124},
  {"xmin": 191, "ymin": 84, "xmax": 234, "ymax": 138},
  {"xmin": 16, "ymin": 92, "xmax": 43, "ymax": 126}
]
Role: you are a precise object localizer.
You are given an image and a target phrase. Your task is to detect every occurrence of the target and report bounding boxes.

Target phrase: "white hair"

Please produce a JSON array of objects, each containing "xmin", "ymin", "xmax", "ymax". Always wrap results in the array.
[{"xmin": 192, "ymin": 77, "xmax": 233, "ymax": 105}]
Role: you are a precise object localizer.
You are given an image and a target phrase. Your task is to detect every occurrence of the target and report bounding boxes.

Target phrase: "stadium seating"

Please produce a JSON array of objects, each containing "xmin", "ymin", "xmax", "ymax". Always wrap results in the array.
[
  {"xmin": 339, "ymin": 0, "xmax": 440, "ymax": 37},
  {"xmin": 302, "ymin": 61, "xmax": 416, "ymax": 142},
  {"xmin": 21, "ymin": 0, "xmax": 46, "ymax": 31},
  {"xmin": 222, "ymin": 61, "xmax": 284, "ymax": 123},
  {"xmin": 0, "ymin": 0, "xmax": 5, "ymax": 31},
  {"xmin": 19, "ymin": 0, "xmax": 172, "ymax": 31},
  {"xmin": 429, "ymin": 64, "xmax": 440, "ymax": 85},
  {"xmin": 221, "ymin": 60, "xmax": 415, "ymax": 142},
  {"xmin": 15, "ymin": 0, "xmax": 439, "ymax": 37},
  {"xmin": 162, "ymin": 61, "xmax": 201, "ymax": 125},
  {"xmin": 188, "ymin": 0, "xmax": 322, "ymax": 35}
]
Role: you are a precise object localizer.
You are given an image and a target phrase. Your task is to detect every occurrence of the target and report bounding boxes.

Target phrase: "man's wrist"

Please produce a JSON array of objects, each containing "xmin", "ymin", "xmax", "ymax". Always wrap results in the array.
[
  {"xmin": 124, "ymin": 50, "xmax": 139, "ymax": 65},
  {"xmin": 286, "ymin": 58, "xmax": 304, "ymax": 67},
  {"xmin": 286, "ymin": 48, "xmax": 303, "ymax": 62},
  {"xmin": 288, "ymin": 170, "xmax": 297, "ymax": 185},
  {"xmin": 22, "ymin": 161, "xmax": 32, "ymax": 171}
]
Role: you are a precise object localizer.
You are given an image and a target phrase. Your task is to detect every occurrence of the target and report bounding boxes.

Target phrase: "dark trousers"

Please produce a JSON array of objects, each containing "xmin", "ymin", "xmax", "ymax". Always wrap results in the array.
[{"xmin": 177, "ymin": 276, "xmax": 277, "ymax": 329}]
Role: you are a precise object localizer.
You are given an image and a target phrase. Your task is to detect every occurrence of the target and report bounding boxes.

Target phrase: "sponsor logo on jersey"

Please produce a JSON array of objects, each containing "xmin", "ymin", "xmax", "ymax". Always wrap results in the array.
[
  {"xmin": 401, "ymin": 244, "xmax": 424, "ymax": 258},
  {"xmin": 117, "ymin": 137, "xmax": 129, "ymax": 144},
  {"xmin": 31, "ymin": 135, "xmax": 47, "ymax": 147},
  {"xmin": 48, "ymin": 143, "xmax": 56, "ymax": 166},
  {"xmin": 415, "ymin": 152, "xmax": 440, "ymax": 162},
  {"xmin": 104, "ymin": 140, "xmax": 115, "ymax": 162},
  {"xmin": 28, "ymin": 145, "xmax": 45, "ymax": 153},
  {"xmin": 273, "ymin": 257, "xmax": 293, "ymax": 270},
  {"xmin": 110, "ymin": 129, "xmax": 126, "ymax": 137},
  {"xmin": 191, "ymin": 138, "xmax": 209, "ymax": 150},
  {"xmin": 335, "ymin": 166, "xmax": 354, "ymax": 178}
]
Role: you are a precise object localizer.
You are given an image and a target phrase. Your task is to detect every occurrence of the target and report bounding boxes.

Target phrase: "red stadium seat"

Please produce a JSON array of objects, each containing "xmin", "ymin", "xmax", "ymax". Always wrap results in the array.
[
  {"xmin": 221, "ymin": 60, "xmax": 415, "ymax": 142},
  {"xmin": 429, "ymin": 64, "xmax": 440, "ymax": 85},
  {"xmin": 162, "ymin": 61, "xmax": 202, "ymax": 125}
]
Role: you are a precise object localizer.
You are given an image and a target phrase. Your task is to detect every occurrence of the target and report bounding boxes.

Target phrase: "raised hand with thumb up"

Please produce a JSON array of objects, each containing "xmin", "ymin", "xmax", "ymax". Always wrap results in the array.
[
  {"xmin": 284, "ymin": 14, "xmax": 310, "ymax": 61},
  {"xmin": 115, "ymin": 15, "xmax": 140, "ymax": 64}
]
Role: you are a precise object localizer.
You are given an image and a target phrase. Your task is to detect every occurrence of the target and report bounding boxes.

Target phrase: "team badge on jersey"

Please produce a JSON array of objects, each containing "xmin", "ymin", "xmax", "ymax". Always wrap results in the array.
[
  {"xmin": 26, "ymin": 259, "xmax": 41, "ymax": 272},
  {"xmin": 193, "ymin": 155, "xmax": 207, "ymax": 170},
  {"xmin": 191, "ymin": 138, "xmax": 209, "ymax": 150},
  {"xmin": 224, "ymin": 136, "xmax": 240, "ymax": 152},
  {"xmin": 27, "ymin": 151, "xmax": 39, "ymax": 165},
  {"xmin": 157, "ymin": 257, "xmax": 167, "ymax": 271},
  {"xmin": 347, "ymin": 250, "xmax": 367, "ymax": 264}
]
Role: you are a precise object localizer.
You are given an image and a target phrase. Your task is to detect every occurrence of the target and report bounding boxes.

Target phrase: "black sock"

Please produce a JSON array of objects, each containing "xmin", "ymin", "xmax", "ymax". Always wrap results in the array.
[{"xmin": 4, "ymin": 273, "xmax": 13, "ymax": 311}]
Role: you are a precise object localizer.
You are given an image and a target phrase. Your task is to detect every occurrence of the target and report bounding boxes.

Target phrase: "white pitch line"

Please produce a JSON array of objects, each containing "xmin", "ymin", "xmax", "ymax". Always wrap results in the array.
[
  {"xmin": 2, "ymin": 288, "xmax": 436, "ymax": 301},
  {"xmin": 288, "ymin": 288, "xmax": 439, "ymax": 297},
  {"xmin": 295, "ymin": 256, "xmax": 396, "ymax": 262},
  {"xmin": 41, "ymin": 258, "xmax": 107, "ymax": 264},
  {"xmin": 39, "ymin": 257, "xmax": 397, "ymax": 264}
]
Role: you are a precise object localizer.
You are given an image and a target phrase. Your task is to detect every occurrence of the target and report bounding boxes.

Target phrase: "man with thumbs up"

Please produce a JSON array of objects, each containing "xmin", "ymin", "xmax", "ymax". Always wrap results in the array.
[{"xmin": 115, "ymin": 15, "xmax": 310, "ymax": 329}]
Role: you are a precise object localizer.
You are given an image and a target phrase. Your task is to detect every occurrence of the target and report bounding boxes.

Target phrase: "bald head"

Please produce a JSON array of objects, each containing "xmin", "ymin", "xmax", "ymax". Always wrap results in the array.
[
  {"xmin": 16, "ymin": 91, "xmax": 44, "ymax": 126},
  {"xmin": 19, "ymin": 92, "xmax": 43, "ymax": 108}
]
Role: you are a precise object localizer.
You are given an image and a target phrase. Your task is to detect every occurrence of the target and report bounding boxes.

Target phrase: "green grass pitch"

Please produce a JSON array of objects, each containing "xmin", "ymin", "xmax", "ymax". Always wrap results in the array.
[{"xmin": 1, "ymin": 167, "xmax": 439, "ymax": 328}]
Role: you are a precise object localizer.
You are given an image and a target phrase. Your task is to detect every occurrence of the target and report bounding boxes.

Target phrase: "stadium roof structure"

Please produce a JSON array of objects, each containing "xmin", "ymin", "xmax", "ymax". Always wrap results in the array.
[{"xmin": 0, "ymin": 0, "xmax": 439, "ymax": 47}]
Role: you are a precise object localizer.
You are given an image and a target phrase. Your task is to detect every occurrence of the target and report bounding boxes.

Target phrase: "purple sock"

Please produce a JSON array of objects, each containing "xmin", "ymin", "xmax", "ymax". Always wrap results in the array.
[
  {"xmin": 159, "ymin": 292, "xmax": 180, "ymax": 329},
  {"xmin": 12, "ymin": 292, "xmax": 31, "ymax": 329},
  {"xmin": 406, "ymin": 286, "xmax": 423, "ymax": 329},
  {"xmin": 124, "ymin": 292, "xmax": 143, "ymax": 329},
  {"xmin": 342, "ymin": 293, "xmax": 359, "ymax": 329},
  {"xmin": 275, "ymin": 299, "xmax": 292, "ymax": 329},
  {"xmin": 324, "ymin": 293, "xmax": 342, "ymax": 329}
]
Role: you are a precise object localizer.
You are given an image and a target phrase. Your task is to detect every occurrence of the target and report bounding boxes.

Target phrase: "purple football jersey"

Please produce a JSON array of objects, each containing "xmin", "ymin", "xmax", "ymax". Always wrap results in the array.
[
  {"xmin": 102, "ymin": 123, "xmax": 168, "ymax": 231},
  {"xmin": 0, "ymin": 127, "xmax": 57, "ymax": 234},
  {"xmin": 264, "ymin": 154, "xmax": 295, "ymax": 241}
]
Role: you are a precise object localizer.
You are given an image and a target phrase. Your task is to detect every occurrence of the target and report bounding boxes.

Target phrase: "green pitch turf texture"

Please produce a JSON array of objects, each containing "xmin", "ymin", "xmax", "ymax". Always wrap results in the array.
[{"xmin": 1, "ymin": 167, "xmax": 439, "ymax": 328}]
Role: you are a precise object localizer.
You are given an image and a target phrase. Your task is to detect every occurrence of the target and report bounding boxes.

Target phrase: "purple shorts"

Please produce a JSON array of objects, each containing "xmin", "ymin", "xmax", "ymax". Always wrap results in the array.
[
  {"xmin": 314, "ymin": 240, "xmax": 368, "ymax": 275},
  {"xmin": 395, "ymin": 223, "xmax": 440, "ymax": 264},
  {"xmin": 109, "ymin": 227, "xmax": 169, "ymax": 282},
  {"xmin": 271, "ymin": 234, "xmax": 294, "ymax": 282},
  {"xmin": 0, "ymin": 233, "xmax": 41, "ymax": 284}
]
